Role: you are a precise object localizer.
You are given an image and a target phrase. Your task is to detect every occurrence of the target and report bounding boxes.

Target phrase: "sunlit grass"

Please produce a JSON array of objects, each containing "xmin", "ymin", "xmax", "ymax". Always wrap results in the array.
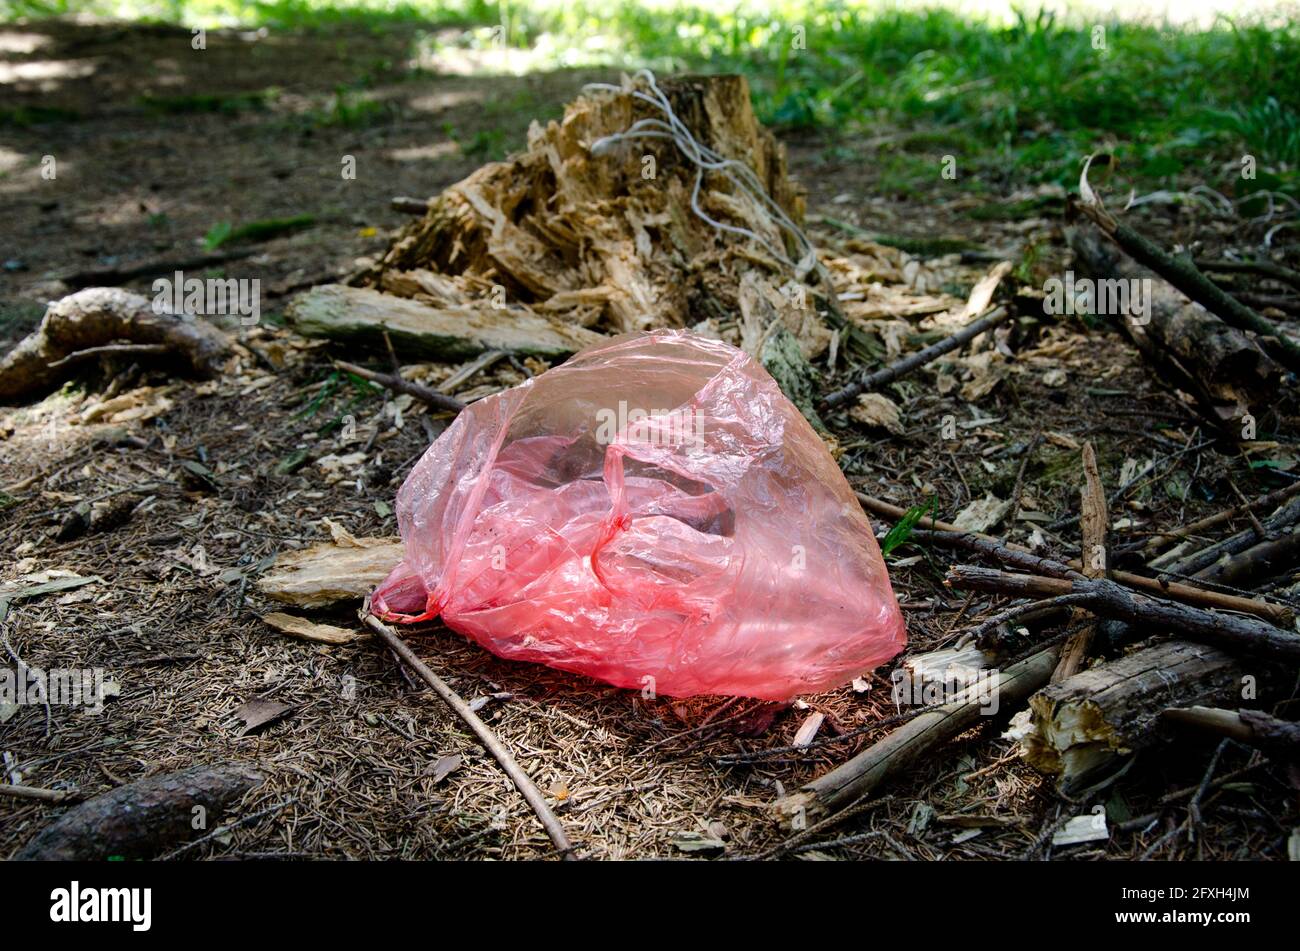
[{"xmin": 4, "ymin": 0, "xmax": 1297, "ymax": 193}]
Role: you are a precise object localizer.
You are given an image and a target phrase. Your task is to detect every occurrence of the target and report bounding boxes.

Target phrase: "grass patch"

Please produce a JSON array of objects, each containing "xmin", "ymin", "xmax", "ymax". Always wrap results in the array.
[{"xmin": 4, "ymin": 1, "xmax": 1297, "ymax": 195}]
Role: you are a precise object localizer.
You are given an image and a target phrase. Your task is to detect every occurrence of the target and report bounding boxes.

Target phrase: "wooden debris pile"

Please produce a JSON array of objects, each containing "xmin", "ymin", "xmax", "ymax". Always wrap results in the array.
[{"xmin": 287, "ymin": 73, "xmax": 971, "ymax": 389}]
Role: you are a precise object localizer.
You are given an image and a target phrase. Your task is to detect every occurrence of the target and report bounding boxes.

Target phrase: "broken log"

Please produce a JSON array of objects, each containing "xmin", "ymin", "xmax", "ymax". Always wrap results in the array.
[
  {"xmin": 946, "ymin": 564, "xmax": 1300, "ymax": 662},
  {"xmin": 1067, "ymin": 224, "xmax": 1278, "ymax": 421},
  {"xmin": 0, "ymin": 287, "xmax": 232, "ymax": 402},
  {"xmin": 287, "ymin": 284, "xmax": 603, "ymax": 361},
  {"xmin": 773, "ymin": 648, "xmax": 1058, "ymax": 826},
  {"xmin": 15, "ymin": 763, "xmax": 263, "ymax": 860},
  {"xmin": 1017, "ymin": 640, "xmax": 1246, "ymax": 793}
]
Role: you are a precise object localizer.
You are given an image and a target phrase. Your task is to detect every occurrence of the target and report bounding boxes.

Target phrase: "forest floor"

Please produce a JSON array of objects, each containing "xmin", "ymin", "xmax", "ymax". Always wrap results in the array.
[{"xmin": 1, "ymin": 18, "xmax": 1298, "ymax": 860}]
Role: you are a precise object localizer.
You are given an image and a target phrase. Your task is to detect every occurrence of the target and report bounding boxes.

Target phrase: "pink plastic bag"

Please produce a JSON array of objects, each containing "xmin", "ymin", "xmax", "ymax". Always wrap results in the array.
[{"xmin": 372, "ymin": 330, "xmax": 905, "ymax": 699}]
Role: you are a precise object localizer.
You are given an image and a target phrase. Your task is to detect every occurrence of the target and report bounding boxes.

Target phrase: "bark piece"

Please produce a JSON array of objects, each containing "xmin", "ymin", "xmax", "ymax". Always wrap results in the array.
[
  {"xmin": 15, "ymin": 763, "xmax": 263, "ymax": 860},
  {"xmin": 256, "ymin": 538, "xmax": 403, "ymax": 608},
  {"xmin": 262, "ymin": 612, "xmax": 366, "ymax": 645},
  {"xmin": 287, "ymin": 285, "xmax": 603, "ymax": 360},
  {"xmin": 0, "ymin": 287, "xmax": 231, "ymax": 402}
]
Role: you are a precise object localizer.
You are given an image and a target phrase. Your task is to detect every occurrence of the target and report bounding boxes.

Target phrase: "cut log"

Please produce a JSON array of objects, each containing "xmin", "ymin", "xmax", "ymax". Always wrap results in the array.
[
  {"xmin": 257, "ymin": 537, "xmax": 403, "ymax": 608},
  {"xmin": 1067, "ymin": 224, "xmax": 1278, "ymax": 421},
  {"xmin": 1017, "ymin": 640, "xmax": 1246, "ymax": 793},
  {"xmin": 286, "ymin": 285, "xmax": 603, "ymax": 360},
  {"xmin": 15, "ymin": 763, "xmax": 263, "ymax": 860},
  {"xmin": 0, "ymin": 287, "xmax": 231, "ymax": 402}
]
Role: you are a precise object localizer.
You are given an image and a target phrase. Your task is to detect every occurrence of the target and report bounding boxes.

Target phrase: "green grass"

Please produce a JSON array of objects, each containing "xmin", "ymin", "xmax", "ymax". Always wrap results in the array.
[{"xmin": 4, "ymin": 1, "xmax": 1298, "ymax": 196}]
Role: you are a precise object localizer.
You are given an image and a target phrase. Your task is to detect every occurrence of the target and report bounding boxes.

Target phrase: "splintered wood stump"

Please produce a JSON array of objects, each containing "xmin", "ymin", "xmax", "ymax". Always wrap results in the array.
[
  {"xmin": 1018, "ymin": 640, "xmax": 1247, "ymax": 793},
  {"xmin": 359, "ymin": 74, "xmax": 808, "ymax": 337},
  {"xmin": 286, "ymin": 285, "xmax": 603, "ymax": 360},
  {"xmin": 1067, "ymin": 225, "xmax": 1277, "ymax": 422},
  {"xmin": 0, "ymin": 287, "xmax": 231, "ymax": 402},
  {"xmin": 15, "ymin": 763, "xmax": 263, "ymax": 860}
]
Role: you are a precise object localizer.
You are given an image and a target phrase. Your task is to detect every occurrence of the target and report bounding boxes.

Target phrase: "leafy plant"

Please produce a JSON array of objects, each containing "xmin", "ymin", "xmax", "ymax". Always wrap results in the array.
[{"xmin": 880, "ymin": 497, "xmax": 937, "ymax": 557}]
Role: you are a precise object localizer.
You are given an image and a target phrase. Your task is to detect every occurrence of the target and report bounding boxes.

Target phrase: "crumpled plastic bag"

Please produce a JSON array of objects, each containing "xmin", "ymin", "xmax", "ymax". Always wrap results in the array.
[{"xmin": 372, "ymin": 330, "xmax": 905, "ymax": 699}]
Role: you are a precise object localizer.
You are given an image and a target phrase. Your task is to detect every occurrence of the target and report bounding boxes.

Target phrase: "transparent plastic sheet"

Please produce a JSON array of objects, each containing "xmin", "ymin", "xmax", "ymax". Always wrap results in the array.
[{"xmin": 372, "ymin": 330, "xmax": 906, "ymax": 700}]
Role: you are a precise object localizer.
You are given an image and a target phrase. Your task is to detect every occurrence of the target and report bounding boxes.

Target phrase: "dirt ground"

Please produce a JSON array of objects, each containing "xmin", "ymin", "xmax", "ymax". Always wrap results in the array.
[{"xmin": 2, "ymin": 19, "xmax": 1297, "ymax": 860}]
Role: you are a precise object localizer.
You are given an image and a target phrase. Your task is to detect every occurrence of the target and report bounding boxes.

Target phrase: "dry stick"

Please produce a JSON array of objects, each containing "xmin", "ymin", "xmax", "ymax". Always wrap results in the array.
[
  {"xmin": 334, "ymin": 359, "xmax": 466, "ymax": 415},
  {"xmin": 1164, "ymin": 495, "xmax": 1300, "ymax": 577},
  {"xmin": 1142, "ymin": 480, "xmax": 1300, "ymax": 557},
  {"xmin": 822, "ymin": 306, "xmax": 1011, "ymax": 408},
  {"xmin": 945, "ymin": 564, "xmax": 1300, "ymax": 662},
  {"xmin": 58, "ymin": 248, "xmax": 257, "ymax": 289},
  {"xmin": 1193, "ymin": 258, "xmax": 1300, "ymax": 293},
  {"xmin": 1162, "ymin": 706, "xmax": 1300, "ymax": 757},
  {"xmin": 773, "ymin": 649, "xmax": 1061, "ymax": 824},
  {"xmin": 47, "ymin": 343, "xmax": 171, "ymax": 369},
  {"xmin": 1196, "ymin": 526, "xmax": 1300, "ymax": 588},
  {"xmin": 0, "ymin": 783, "xmax": 78, "ymax": 803},
  {"xmin": 1053, "ymin": 441, "xmax": 1109, "ymax": 681},
  {"xmin": 859, "ymin": 492, "xmax": 1292, "ymax": 625},
  {"xmin": 361, "ymin": 613, "xmax": 576, "ymax": 859},
  {"xmin": 1078, "ymin": 204, "xmax": 1300, "ymax": 372}
]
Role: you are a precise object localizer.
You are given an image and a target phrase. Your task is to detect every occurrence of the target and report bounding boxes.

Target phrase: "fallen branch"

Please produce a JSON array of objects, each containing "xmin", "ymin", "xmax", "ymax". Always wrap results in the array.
[
  {"xmin": 1193, "ymin": 258, "xmax": 1300, "ymax": 293},
  {"xmin": 1074, "ymin": 197, "xmax": 1300, "ymax": 373},
  {"xmin": 864, "ymin": 492, "xmax": 1292, "ymax": 625},
  {"xmin": 773, "ymin": 648, "xmax": 1059, "ymax": 826},
  {"xmin": 0, "ymin": 287, "xmax": 232, "ymax": 402},
  {"xmin": 823, "ymin": 306, "xmax": 1011, "ymax": 408},
  {"xmin": 334, "ymin": 359, "xmax": 466, "ymax": 415},
  {"xmin": 1194, "ymin": 523, "xmax": 1300, "ymax": 588},
  {"xmin": 945, "ymin": 564, "xmax": 1300, "ymax": 662},
  {"xmin": 1162, "ymin": 706, "xmax": 1300, "ymax": 758},
  {"xmin": 58, "ymin": 248, "xmax": 257, "ymax": 289},
  {"xmin": 361, "ymin": 611, "xmax": 576, "ymax": 859},
  {"xmin": 1068, "ymin": 223, "xmax": 1279, "ymax": 419},
  {"xmin": 1161, "ymin": 494, "xmax": 1300, "ymax": 577},
  {"xmin": 0, "ymin": 783, "xmax": 79, "ymax": 803},
  {"xmin": 1140, "ymin": 480, "xmax": 1300, "ymax": 558}
]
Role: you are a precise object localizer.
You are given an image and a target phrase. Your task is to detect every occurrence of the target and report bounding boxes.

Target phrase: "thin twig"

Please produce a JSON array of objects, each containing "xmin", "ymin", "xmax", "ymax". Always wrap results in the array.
[
  {"xmin": 361, "ymin": 611, "xmax": 576, "ymax": 859},
  {"xmin": 334, "ymin": 360, "xmax": 466, "ymax": 415}
]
